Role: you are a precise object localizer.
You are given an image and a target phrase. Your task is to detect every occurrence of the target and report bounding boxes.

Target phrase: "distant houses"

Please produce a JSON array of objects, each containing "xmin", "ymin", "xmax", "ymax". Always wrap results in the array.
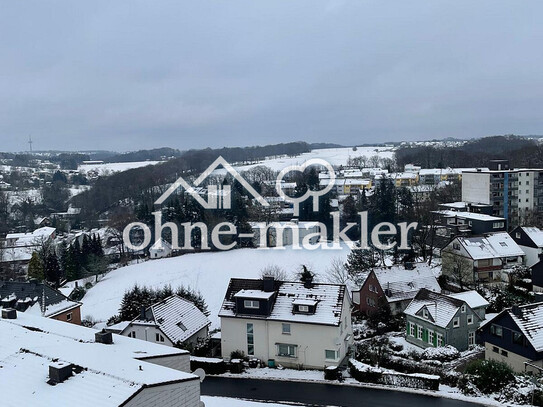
[
  {"xmin": 479, "ymin": 302, "xmax": 543, "ymax": 373},
  {"xmin": 352, "ymin": 264, "xmax": 441, "ymax": 315},
  {"xmin": 404, "ymin": 289, "xmax": 488, "ymax": 351},
  {"xmin": 110, "ymin": 295, "xmax": 210, "ymax": 348},
  {"xmin": 219, "ymin": 276, "xmax": 353, "ymax": 369}
]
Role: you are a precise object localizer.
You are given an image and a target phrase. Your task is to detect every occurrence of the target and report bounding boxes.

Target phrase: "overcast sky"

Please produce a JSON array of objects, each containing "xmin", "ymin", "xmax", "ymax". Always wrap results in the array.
[{"xmin": 1, "ymin": 1, "xmax": 543, "ymax": 152}]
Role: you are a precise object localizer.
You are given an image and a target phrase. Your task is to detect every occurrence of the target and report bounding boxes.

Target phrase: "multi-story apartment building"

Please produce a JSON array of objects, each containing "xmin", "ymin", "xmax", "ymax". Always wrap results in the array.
[{"xmin": 461, "ymin": 160, "xmax": 543, "ymax": 227}]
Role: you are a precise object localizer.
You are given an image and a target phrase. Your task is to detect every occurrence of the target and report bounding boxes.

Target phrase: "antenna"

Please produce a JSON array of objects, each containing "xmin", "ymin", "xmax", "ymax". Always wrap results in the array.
[{"xmin": 28, "ymin": 135, "xmax": 33, "ymax": 153}]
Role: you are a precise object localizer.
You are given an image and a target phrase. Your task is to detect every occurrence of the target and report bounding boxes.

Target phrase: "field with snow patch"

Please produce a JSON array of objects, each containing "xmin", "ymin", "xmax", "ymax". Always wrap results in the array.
[
  {"xmin": 78, "ymin": 160, "xmax": 163, "ymax": 176},
  {"xmin": 81, "ymin": 246, "xmax": 350, "ymax": 327},
  {"xmin": 215, "ymin": 147, "xmax": 394, "ymax": 174}
]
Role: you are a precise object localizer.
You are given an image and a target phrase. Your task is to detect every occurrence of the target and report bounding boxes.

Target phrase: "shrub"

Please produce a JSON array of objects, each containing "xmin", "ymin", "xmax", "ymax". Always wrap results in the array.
[
  {"xmin": 421, "ymin": 345, "xmax": 460, "ymax": 362},
  {"xmin": 464, "ymin": 360, "xmax": 515, "ymax": 394},
  {"xmin": 190, "ymin": 357, "xmax": 226, "ymax": 375},
  {"xmin": 230, "ymin": 349, "xmax": 245, "ymax": 360}
]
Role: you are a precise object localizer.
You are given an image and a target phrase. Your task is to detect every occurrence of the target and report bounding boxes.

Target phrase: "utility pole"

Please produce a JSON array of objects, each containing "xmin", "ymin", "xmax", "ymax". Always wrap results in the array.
[{"xmin": 28, "ymin": 135, "xmax": 33, "ymax": 154}]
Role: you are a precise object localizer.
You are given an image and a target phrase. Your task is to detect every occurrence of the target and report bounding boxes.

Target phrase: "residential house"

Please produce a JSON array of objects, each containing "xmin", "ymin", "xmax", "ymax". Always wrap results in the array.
[
  {"xmin": 479, "ymin": 302, "xmax": 543, "ymax": 373},
  {"xmin": 433, "ymin": 210, "xmax": 506, "ymax": 236},
  {"xmin": 115, "ymin": 295, "xmax": 210, "ymax": 347},
  {"xmin": 0, "ymin": 281, "xmax": 82, "ymax": 324},
  {"xmin": 510, "ymin": 226, "xmax": 543, "ymax": 267},
  {"xmin": 404, "ymin": 289, "xmax": 488, "ymax": 351},
  {"xmin": 0, "ymin": 311, "xmax": 201, "ymax": 406},
  {"xmin": 219, "ymin": 276, "xmax": 353, "ymax": 369},
  {"xmin": 149, "ymin": 238, "xmax": 173, "ymax": 259},
  {"xmin": 532, "ymin": 261, "xmax": 543, "ymax": 293},
  {"xmin": 442, "ymin": 232, "xmax": 525, "ymax": 285},
  {"xmin": 352, "ymin": 264, "xmax": 441, "ymax": 315}
]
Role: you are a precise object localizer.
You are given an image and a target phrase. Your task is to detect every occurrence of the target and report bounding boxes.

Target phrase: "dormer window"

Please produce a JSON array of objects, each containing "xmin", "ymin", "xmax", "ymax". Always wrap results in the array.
[
  {"xmin": 422, "ymin": 308, "xmax": 429, "ymax": 319},
  {"xmin": 244, "ymin": 300, "xmax": 259, "ymax": 309},
  {"xmin": 292, "ymin": 299, "xmax": 317, "ymax": 314},
  {"xmin": 298, "ymin": 305, "xmax": 309, "ymax": 312}
]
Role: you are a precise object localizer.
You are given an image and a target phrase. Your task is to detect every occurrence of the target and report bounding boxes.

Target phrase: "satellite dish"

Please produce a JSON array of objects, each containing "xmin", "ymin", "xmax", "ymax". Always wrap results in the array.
[{"xmin": 193, "ymin": 368, "xmax": 206, "ymax": 383}]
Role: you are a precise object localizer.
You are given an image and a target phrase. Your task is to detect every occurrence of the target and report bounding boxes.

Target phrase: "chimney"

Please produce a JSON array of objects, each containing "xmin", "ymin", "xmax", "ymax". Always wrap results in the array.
[
  {"xmin": 95, "ymin": 329, "xmax": 113, "ymax": 345},
  {"xmin": 1, "ymin": 308, "xmax": 17, "ymax": 319},
  {"xmin": 263, "ymin": 276, "xmax": 275, "ymax": 292},
  {"xmin": 511, "ymin": 305, "xmax": 522, "ymax": 317},
  {"xmin": 140, "ymin": 306, "xmax": 146, "ymax": 320},
  {"xmin": 48, "ymin": 362, "xmax": 73, "ymax": 384}
]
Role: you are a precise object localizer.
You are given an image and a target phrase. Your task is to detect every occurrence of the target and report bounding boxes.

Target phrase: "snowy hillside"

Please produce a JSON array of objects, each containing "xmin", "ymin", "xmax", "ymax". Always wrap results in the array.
[
  {"xmin": 215, "ymin": 147, "xmax": 394, "ymax": 173},
  {"xmin": 81, "ymin": 246, "xmax": 350, "ymax": 328},
  {"xmin": 78, "ymin": 160, "xmax": 163, "ymax": 176}
]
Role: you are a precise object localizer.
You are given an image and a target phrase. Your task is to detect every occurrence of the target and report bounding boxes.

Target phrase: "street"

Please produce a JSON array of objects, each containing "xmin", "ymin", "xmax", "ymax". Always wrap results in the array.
[{"xmin": 201, "ymin": 377, "xmax": 481, "ymax": 407}]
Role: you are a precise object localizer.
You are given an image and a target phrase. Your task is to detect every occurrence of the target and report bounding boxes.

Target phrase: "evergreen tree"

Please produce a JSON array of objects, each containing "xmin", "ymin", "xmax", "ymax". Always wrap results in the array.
[
  {"xmin": 344, "ymin": 244, "xmax": 378, "ymax": 282},
  {"xmin": 44, "ymin": 251, "xmax": 61, "ymax": 286},
  {"xmin": 28, "ymin": 252, "xmax": 44, "ymax": 281}
]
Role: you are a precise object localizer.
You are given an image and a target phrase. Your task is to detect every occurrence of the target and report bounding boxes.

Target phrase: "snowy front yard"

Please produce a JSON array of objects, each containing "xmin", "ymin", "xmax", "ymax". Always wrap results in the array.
[{"xmin": 80, "ymin": 246, "xmax": 350, "ymax": 327}]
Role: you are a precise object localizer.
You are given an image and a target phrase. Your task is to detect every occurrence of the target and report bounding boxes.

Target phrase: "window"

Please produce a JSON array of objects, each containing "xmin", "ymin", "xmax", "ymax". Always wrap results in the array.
[
  {"xmin": 468, "ymin": 331, "xmax": 475, "ymax": 346},
  {"xmin": 409, "ymin": 322, "xmax": 415, "ymax": 337},
  {"xmin": 129, "ymin": 331, "xmax": 136, "ymax": 338},
  {"xmin": 177, "ymin": 322, "xmax": 187, "ymax": 331},
  {"xmin": 492, "ymin": 346, "xmax": 499, "ymax": 353},
  {"xmin": 467, "ymin": 315, "xmax": 474, "ymax": 325},
  {"xmin": 244, "ymin": 300, "xmax": 259, "ymax": 309},
  {"xmin": 491, "ymin": 324, "xmax": 503, "ymax": 337},
  {"xmin": 453, "ymin": 317, "xmax": 460, "ymax": 328},
  {"xmin": 499, "ymin": 242, "xmax": 508, "ymax": 247},
  {"xmin": 247, "ymin": 323, "xmax": 254, "ymax": 355},
  {"xmin": 66, "ymin": 312, "xmax": 72, "ymax": 322},
  {"xmin": 277, "ymin": 343, "xmax": 297, "ymax": 357},
  {"xmin": 453, "ymin": 243, "xmax": 461, "ymax": 250},
  {"xmin": 437, "ymin": 333, "xmax": 444, "ymax": 347},
  {"xmin": 461, "ymin": 305, "xmax": 466, "ymax": 313},
  {"xmin": 155, "ymin": 333, "xmax": 165, "ymax": 342},
  {"xmin": 513, "ymin": 331, "xmax": 524, "ymax": 345},
  {"xmin": 423, "ymin": 308, "xmax": 429, "ymax": 319},
  {"xmin": 366, "ymin": 297, "xmax": 376, "ymax": 307},
  {"xmin": 417, "ymin": 326, "xmax": 423, "ymax": 340},
  {"xmin": 501, "ymin": 350, "xmax": 508, "ymax": 357},
  {"xmin": 282, "ymin": 323, "xmax": 291, "ymax": 335},
  {"xmin": 428, "ymin": 330, "xmax": 435, "ymax": 345},
  {"xmin": 325, "ymin": 350, "xmax": 337, "ymax": 360},
  {"xmin": 299, "ymin": 305, "xmax": 310, "ymax": 312},
  {"xmin": 516, "ymin": 232, "xmax": 521, "ymax": 239}
]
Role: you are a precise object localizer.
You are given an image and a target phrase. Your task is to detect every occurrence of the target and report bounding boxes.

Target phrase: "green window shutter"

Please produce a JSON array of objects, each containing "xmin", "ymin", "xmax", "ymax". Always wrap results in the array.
[
  {"xmin": 406, "ymin": 322, "xmax": 410, "ymax": 335},
  {"xmin": 433, "ymin": 332, "xmax": 437, "ymax": 347},
  {"xmin": 423, "ymin": 328, "xmax": 428, "ymax": 342}
]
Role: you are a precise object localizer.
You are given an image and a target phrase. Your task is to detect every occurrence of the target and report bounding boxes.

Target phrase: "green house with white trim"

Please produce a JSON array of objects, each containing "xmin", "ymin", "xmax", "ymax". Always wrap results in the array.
[{"xmin": 404, "ymin": 289, "xmax": 488, "ymax": 351}]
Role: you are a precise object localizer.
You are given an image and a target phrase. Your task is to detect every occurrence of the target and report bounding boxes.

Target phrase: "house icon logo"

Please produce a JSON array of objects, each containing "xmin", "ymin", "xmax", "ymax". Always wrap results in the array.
[{"xmin": 154, "ymin": 156, "xmax": 270, "ymax": 209}]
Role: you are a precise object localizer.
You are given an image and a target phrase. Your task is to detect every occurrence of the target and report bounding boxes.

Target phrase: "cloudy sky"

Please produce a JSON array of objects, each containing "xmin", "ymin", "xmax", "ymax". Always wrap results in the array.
[{"xmin": 1, "ymin": 1, "xmax": 543, "ymax": 152}]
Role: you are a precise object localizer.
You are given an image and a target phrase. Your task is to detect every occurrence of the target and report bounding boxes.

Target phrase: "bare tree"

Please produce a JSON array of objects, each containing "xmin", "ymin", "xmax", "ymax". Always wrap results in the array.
[
  {"xmin": 443, "ymin": 252, "xmax": 473, "ymax": 289},
  {"xmin": 325, "ymin": 256, "xmax": 349, "ymax": 284},
  {"xmin": 259, "ymin": 264, "xmax": 288, "ymax": 281}
]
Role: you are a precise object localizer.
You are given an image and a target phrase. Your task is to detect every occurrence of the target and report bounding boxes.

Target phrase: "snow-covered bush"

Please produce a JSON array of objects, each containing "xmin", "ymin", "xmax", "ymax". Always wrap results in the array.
[
  {"xmin": 463, "ymin": 360, "xmax": 515, "ymax": 395},
  {"xmin": 421, "ymin": 345, "xmax": 460, "ymax": 362}
]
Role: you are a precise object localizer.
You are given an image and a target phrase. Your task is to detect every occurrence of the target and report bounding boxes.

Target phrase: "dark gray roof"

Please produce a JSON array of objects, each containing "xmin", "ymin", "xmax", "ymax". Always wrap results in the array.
[{"xmin": 0, "ymin": 281, "xmax": 79, "ymax": 316}]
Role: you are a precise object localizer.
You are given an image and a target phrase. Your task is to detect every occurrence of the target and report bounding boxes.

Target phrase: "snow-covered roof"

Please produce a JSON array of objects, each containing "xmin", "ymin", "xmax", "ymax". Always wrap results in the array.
[
  {"xmin": 0, "ymin": 312, "xmax": 196, "ymax": 407},
  {"xmin": 5, "ymin": 227, "xmax": 56, "ymax": 246},
  {"xmin": 521, "ymin": 227, "xmax": 543, "ymax": 248},
  {"xmin": 435, "ymin": 210, "xmax": 505, "ymax": 222},
  {"xmin": 219, "ymin": 279, "xmax": 347, "ymax": 326},
  {"xmin": 130, "ymin": 295, "xmax": 210, "ymax": 344},
  {"xmin": 234, "ymin": 290, "xmax": 275, "ymax": 300},
  {"xmin": 370, "ymin": 265, "xmax": 441, "ymax": 303},
  {"xmin": 404, "ymin": 289, "xmax": 470, "ymax": 328},
  {"xmin": 455, "ymin": 232, "xmax": 525, "ymax": 260},
  {"xmin": 448, "ymin": 291, "xmax": 489, "ymax": 309},
  {"xmin": 505, "ymin": 302, "xmax": 543, "ymax": 352}
]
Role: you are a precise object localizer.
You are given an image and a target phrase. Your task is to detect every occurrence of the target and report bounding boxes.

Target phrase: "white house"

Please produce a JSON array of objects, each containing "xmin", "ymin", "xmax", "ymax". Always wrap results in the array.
[
  {"xmin": 115, "ymin": 295, "xmax": 211, "ymax": 347},
  {"xmin": 442, "ymin": 232, "xmax": 525, "ymax": 285},
  {"xmin": 149, "ymin": 238, "xmax": 173, "ymax": 259},
  {"xmin": 510, "ymin": 226, "xmax": 543, "ymax": 267},
  {"xmin": 0, "ymin": 310, "xmax": 202, "ymax": 407},
  {"xmin": 219, "ymin": 276, "xmax": 353, "ymax": 370}
]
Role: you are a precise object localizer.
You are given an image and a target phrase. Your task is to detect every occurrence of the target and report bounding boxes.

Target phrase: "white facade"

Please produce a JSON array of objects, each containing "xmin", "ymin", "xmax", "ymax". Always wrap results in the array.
[
  {"xmin": 462, "ymin": 172, "xmax": 491, "ymax": 204},
  {"xmin": 221, "ymin": 294, "xmax": 353, "ymax": 369}
]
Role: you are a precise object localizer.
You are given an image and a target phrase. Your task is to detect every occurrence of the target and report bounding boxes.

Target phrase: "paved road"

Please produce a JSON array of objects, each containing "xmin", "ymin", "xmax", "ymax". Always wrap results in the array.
[{"xmin": 201, "ymin": 377, "xmax": 481, "ymax": 407}]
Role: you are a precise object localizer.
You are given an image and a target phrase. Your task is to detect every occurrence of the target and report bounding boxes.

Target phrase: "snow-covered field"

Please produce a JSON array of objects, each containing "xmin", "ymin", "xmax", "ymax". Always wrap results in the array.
[
  {"xmin": 215, "ymin": 147, "xmax": 394, "ymax": 174},
  {"xmin": 78, "ymin": 161, "xmax": 163, "ymax": 176},
  {"xmin": 81, "ymin": 246, "xmax": 350, "ymax": 327}
]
